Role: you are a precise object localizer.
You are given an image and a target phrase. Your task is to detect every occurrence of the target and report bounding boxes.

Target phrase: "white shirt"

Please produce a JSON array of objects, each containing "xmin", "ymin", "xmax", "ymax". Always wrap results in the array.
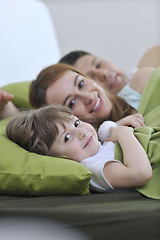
[
  {"xmin": 80, "ymin": 141, "xmax": 120, "ymax": 192},
  {"xmin": 117, "ymin": 68, "xmax": 142, "ymax": 110}
]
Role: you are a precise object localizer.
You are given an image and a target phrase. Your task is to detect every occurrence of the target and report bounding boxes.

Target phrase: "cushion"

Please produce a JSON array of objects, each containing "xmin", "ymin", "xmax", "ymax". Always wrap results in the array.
[
  {"xmin": 0, "ymin": 119, "xmax": 91, "ymax": 196},
  {"xmin": 2, "ymin": 81, "xmax": 31, "ymax": 109}
]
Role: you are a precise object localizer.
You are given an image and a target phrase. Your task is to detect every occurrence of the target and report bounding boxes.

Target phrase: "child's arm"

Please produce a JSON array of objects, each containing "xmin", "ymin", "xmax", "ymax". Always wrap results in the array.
[
  {"xmin": 103, "ymin": 126, "xmax": 152, "ymax": 188},
  {"xmin": 0, "ymin": 89, "xmax": 19, "ymax": 120}
]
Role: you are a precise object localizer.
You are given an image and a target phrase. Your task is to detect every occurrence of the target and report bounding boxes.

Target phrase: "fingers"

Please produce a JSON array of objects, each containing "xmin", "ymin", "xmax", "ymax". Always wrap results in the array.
[
  {"xmin": 134, "ymin": 113, "xmax": 144, "ymax": 119},
  {"xmin": 134, "ymin": 113, "xmax": 144, "ymax": 122},
  {"xmin": 0, "ymin": 89, "xmax": 13, "ymax": 107},
  {"xmin": 115, "ymin": 114, "xmax": 145, "ymax": 128},
  {"xmin": 105, "ymin": 127, "xmax": 116, "ymax": 142},
  {"xmin": 110, "ymin": 126, "xmax": 115, "ymax": 132},
  {"xmin": 126, "ymin": 113, "xmax": 145, "ymax": 128},
  {"xmin": 130, "ymin": 120, "xmax": 142, "ymax": 128},
  {"xmin": 132, "ymin": 114, "xmax": 145, "ymax": 127}
]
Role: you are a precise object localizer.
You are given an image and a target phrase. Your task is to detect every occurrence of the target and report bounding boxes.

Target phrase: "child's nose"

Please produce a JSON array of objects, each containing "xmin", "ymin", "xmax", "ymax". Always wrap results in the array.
[{"xmin": 78, "ymin": 129, "xmax": 86, "ymax": 140}]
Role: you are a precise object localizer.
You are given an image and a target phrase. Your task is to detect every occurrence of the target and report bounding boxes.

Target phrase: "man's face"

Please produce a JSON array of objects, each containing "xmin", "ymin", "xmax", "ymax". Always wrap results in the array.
[{"xmin": 74, "ymin": 55, "xmax": 128, "ymax": 94}]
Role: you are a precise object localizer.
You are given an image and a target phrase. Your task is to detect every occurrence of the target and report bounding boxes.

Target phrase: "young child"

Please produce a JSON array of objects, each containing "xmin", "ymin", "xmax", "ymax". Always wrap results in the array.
[{"xmin": 6, "ymin": 105, "xmax": 152, "ymax": 192}]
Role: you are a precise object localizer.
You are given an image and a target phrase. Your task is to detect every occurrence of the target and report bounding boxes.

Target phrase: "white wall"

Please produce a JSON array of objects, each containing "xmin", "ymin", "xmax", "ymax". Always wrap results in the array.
[
  {"xmin": 0, "ymin": 0, "xmax": 60, "ymax": 86},
  {"xmin": 44, "ymin": 0, "xmax": 160, "ymax": 72}
]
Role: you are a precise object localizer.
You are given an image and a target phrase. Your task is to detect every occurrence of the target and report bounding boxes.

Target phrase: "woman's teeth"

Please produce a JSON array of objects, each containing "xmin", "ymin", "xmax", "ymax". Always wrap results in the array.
[{"xmin": 91, "ymin": 97, "xmax": 100, "ymax": 112}]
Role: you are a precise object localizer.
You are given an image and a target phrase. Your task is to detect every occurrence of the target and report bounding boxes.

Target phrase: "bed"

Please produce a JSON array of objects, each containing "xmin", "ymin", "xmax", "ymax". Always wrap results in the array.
[{"xmin": 1, "ymin": 190, "xmax": 160, "ymax": 240}]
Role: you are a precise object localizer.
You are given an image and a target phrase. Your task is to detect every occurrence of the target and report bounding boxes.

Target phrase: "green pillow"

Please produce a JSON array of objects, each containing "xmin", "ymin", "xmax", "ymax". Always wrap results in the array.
[
  {"xmin": 0, "ymin": 119, "xmax": 91, "ymax": 196},
  {"xmin": 2, "ymin": 81, "xmax": 31, "ymax": 109}
]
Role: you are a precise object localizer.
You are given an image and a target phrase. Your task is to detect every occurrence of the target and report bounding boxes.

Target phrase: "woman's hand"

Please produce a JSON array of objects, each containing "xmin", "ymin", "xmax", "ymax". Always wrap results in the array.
[
  {"xmin": 116, "ymin": 113, "xmax": 145, "ymax": 128},
  {"xmin": 0, "ymin": 89, "xmax": 14, "ymax": 109}
]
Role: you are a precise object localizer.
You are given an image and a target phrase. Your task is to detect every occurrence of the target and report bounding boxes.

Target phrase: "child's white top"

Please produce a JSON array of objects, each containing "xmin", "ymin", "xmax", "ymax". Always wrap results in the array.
[{"xmin": 80, "ymin": 141, "xmax": 120, "ymax": 192}]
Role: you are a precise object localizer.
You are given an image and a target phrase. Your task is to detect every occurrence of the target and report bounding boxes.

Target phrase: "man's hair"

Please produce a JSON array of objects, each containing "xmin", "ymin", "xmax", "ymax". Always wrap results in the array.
[
  {"xmin": 59, "ymin": 50, "xmax": 91, "ymax": 66},
  {"xmin": 6, "ymin": 105, "xmax": 73, "ymax": 156}
]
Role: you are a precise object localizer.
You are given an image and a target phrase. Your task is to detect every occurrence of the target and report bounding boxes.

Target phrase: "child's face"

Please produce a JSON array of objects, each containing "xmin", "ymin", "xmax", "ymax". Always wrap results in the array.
[{"xmin": 49, "ymin": 116, "xmax": 100, "ymax": 162}]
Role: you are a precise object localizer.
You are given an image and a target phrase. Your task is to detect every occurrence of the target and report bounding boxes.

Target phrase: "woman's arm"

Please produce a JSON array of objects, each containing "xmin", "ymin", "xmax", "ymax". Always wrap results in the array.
[
  {"xmin": 103, "ymin": 126, "xmax": 152, "ymax": 188},
  {"xmin": 137, "ymin": 45, "xmax": 160, "ymax": 69},
  {"xmin": 116, "ymin": 113, "xmax": 145, "ymax": 128},
  {"xmin": 0, "ymin": 89, "xmax": 19, "ymax": 120}
]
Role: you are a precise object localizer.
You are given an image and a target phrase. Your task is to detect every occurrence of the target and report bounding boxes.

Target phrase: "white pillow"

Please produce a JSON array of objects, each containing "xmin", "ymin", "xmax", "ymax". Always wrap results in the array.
[{"xmin": 0, "ymin": 0, "xmax": 61, "ymax": 87}]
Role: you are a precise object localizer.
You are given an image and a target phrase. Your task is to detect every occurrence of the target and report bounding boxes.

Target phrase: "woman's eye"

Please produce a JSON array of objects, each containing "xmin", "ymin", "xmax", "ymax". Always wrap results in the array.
[
  {"xmin": 64, "ymin": 133, "xmax": 71, "ymax": 142},
  {"xmin": 69, "ymin": 99, "xmax": 76, "ymax": 109},
  {"xmin": 74, "ymin": 119, "xmax": 80, "ymax": 127},
  {"xmin": 79, "ymin": 80, "xmax": 84, "ymax": 89}
]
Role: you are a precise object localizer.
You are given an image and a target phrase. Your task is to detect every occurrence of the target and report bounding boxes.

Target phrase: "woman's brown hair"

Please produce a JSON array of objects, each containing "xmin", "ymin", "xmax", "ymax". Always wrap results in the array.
[
  {"xmin": 29, "ymin": 63, "xmax": 132, "ymax": 124},
  {"xmin": 29, "ymin": 64, "xmax": 82, "ymax": 108}
]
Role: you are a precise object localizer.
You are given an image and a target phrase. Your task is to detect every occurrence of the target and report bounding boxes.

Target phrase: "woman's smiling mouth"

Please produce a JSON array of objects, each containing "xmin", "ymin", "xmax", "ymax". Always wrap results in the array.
[{"xmin": 90, "ymin": 96, "xmax": 103, "ymax": 113}]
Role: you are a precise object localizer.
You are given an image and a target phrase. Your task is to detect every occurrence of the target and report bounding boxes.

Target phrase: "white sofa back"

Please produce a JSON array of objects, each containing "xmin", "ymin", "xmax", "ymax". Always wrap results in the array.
[{"xmin": 0, "ymin": 0, "xmax": 60, "ymax": 87}]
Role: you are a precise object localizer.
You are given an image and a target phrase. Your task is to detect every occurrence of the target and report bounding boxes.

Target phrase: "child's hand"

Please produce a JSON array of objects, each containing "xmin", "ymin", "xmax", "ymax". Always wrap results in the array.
[
  {"xmin": 0, "ymin": 89, "xmax": 14, "ymax": 110},
  {"xmin": 116, "ymin": 113, "xmax": 145, "ymax": 128},
  {"xmin": 106, "ymin": 126, "xmax": 134, "ymax": 143}
]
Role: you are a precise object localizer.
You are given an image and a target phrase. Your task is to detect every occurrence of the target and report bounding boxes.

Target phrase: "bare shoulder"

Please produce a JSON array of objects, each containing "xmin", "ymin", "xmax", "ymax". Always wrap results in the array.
[
  {"xmin": 130, "ymin": 67, "xmax": 155, "ymax": 94},
  {"xmin": 137, "ymin": 45, "xmax": 160, "ymax": 68}
]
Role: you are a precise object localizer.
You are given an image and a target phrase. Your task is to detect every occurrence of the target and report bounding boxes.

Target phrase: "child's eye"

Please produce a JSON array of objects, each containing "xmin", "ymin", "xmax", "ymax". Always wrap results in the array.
[
  {"xmin": 79, "ymin": 80, "xmax": 84, "ymax": 89},
  {"xmin": 69, "ymin": 99, "xmax": 76, "ymax": 109},
  {"xmin": 64, "ymin": 133, "xmax": 71, "ymax": 142},
  {"xmin": 74, "ymin": 119, "xmax": 80, "ymax": 127}
]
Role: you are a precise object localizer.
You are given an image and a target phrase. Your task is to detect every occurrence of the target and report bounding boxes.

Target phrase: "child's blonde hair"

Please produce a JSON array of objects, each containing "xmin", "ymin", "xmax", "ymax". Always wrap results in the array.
[{"xmin": 6, "ymin": 105, "xmax": 73, "ymax": 156}]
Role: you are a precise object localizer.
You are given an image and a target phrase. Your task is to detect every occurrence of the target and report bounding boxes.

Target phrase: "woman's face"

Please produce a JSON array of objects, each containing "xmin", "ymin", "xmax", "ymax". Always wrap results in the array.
[
  {"xmin": 46, "ymin": 71, "xmax": 113, "ymax": 124},
  {"xmin": 74, "ymin": 55, "xmax": 128, "ymax": 94}
]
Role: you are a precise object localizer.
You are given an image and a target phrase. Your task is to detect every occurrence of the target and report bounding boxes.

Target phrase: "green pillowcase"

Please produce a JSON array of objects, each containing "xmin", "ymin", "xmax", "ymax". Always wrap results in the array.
[
  {"xmin": 0, "ymin": 119, "xmax": 91, "ymax": 196},
  {"xmin": 2, "ymin": 81, "xmax": 31, "ymax": 109},
  {"xmin": 0, "ymin": 82, "xmax": 91, "ymax": 196}
]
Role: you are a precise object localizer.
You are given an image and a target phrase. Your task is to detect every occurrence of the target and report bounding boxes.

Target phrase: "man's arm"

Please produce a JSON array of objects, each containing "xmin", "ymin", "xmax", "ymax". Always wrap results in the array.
[{"xmin": 137, "ymin": 45, "xmax": 160, "ymax": 68}]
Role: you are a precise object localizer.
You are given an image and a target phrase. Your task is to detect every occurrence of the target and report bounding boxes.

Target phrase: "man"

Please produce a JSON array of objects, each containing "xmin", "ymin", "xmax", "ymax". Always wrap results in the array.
[{"xmin": 59, "ymin": 45, "xmax": 160, "ymax": 95}]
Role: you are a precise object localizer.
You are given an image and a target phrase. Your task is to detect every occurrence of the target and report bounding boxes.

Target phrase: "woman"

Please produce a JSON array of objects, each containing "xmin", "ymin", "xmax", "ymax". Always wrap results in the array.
[{"xmin": 29, "ymin": 63, "xmax": 154, "ymax": 129}]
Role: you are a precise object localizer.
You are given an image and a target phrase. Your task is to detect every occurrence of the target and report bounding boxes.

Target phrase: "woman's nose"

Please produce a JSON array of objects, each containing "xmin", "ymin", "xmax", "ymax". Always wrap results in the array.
[{"xmin": 79, "ymin": 91, "xmax": 94, "ymax": 105}]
